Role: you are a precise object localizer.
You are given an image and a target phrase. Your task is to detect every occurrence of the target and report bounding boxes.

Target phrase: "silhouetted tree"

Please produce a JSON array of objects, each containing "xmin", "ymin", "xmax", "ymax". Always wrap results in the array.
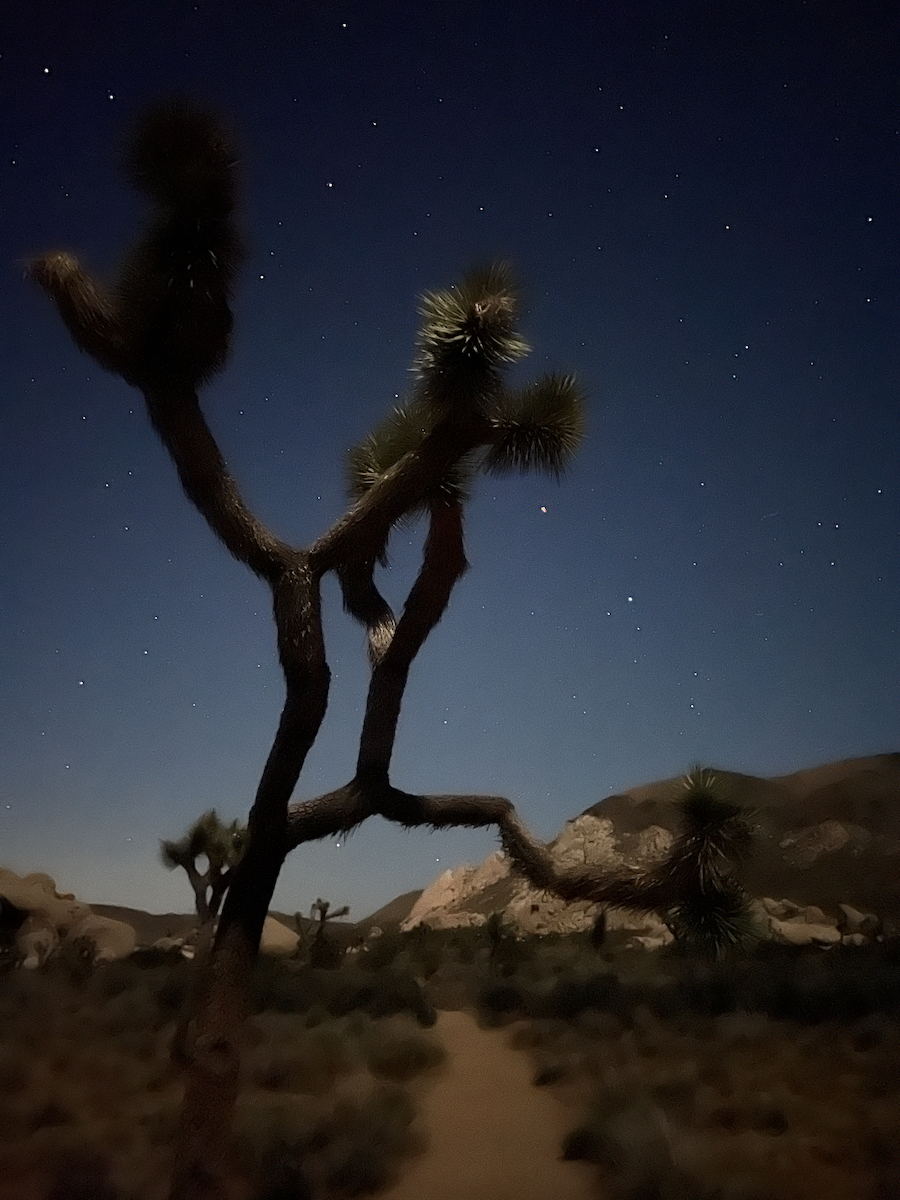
[
  {"xmin": 657, "ymin": 767, "xmax": 761, "ymax": 959},
  {"xmin": 160, "ymin": 809, "xmax": 247, "ymax": 926},
  {"xmin": 30, "ymin": 101, "xmax": 586, "ymax": 1199},
  {"xmin": 307, "ymin": 896, "xmax": 350, "ymax": 968},
  {"xmin": 30, "ymin": 101, "xmax": 753, "ymax": 1198}
]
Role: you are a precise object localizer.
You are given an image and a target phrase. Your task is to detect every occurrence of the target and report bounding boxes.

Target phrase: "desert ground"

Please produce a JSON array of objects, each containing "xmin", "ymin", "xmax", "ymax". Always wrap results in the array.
[{"xmin": 3, "ymin": 926, "xmax": 900, "ymax": 1200}]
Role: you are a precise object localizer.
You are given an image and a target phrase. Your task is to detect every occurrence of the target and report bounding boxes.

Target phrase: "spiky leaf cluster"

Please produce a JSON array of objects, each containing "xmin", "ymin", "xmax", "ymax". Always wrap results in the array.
[
  {"xmin": 160, "ymin": 809, "xmax": 247, "ymax": 873},
  {"xmin": 485, "ymin": 373, "xmax": 586, "ymax": 477},
  {"xmin": 345, "ymin": 398, "xmax": 475, "ymax": 514},
  {"xmin": 656, "ymin": 767, "xmax": 761, "ymax": 960},
  {"xmin": 414, "ymin": 263, "xmax": 530, "ymax": 414}
]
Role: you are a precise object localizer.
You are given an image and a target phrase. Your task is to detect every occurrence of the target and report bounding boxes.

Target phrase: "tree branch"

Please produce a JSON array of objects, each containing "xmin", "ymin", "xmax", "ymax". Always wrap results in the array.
[
  {"xmin": 310, "ymin": 411, "xmax": 489, "ymax": 574},
  {"xmin": 356, "ymin": 499, "xmax": 468, "ymax": 782},
  {"xmin": 141, "ymin": 385, "xmax": 295, "ymax": 582},
  {"xmin": 336, "ymin": 558, "xmax": 397, "ymax": 665}
]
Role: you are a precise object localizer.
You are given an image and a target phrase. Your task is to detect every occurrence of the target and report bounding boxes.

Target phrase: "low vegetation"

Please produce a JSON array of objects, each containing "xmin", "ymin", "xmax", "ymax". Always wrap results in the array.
[
  {"xmin": 0, "ymin": 949, "xmax": 444, "ymax": 1200},
  {"xmin": 3, "ymin": 921, "xmax": 900, "ymax": 1198}
]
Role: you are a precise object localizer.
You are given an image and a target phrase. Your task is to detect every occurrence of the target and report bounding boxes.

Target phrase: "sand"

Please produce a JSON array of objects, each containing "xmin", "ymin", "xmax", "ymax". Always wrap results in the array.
[{"xmin": 382, "ymin": 1010, "xmax": 595, "ymax": 1200}]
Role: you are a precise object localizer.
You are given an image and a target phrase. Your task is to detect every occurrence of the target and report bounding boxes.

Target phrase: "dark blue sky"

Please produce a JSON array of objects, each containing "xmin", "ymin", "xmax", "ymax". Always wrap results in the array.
[{"xmin": 2, "ymin": 1, "xmax": 897, "ymax": 918}]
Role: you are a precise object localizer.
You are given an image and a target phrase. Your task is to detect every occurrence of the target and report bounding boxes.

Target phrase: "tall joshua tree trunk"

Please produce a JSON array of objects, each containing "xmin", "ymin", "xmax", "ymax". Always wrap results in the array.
[
  {"xmin": 31, "ymin": 102, "xmax": 754, "ymax": 1197},
  {"xmin": 30, "ymin": 102, "xmax": 589, "ymax": 1197}
]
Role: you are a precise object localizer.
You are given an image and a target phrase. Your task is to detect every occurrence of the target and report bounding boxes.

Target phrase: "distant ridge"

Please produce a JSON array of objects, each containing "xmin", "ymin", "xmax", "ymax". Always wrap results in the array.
[
  {"xmin": 91, "ymin": 754, "xmax": 900, "ymax": 941},
  {"xmin": 400, "ymin": 751, "xmax": 900, "ymax": 933}
]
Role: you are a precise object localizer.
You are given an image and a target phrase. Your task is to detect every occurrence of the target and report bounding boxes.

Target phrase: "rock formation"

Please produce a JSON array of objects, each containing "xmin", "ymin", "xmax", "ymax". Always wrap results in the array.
[
  {"xmin": 0, "ymin": 868, "xmax": 136, "ymax": 967},
  {"xmin": 402, "ymin": 753, "xmax": 899, "ymax": 947}
]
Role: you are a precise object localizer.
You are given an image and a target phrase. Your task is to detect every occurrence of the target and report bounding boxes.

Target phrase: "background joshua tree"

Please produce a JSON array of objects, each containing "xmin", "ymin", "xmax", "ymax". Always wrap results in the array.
[
  {"xmin": 307, "ymin": 896, "xmax": 351, "ymax": 968},
  {"xmin": 30, "ymin": 101, "xmax": 754, "ymax": 1198},
  {"xmin": 160, "ymin": 809, "xmax": 248, "ymax": 928}
]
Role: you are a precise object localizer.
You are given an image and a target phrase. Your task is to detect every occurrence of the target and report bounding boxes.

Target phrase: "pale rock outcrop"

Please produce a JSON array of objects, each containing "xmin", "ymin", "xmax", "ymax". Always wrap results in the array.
[
  {"xmin": 0, "ymin": 867, "xmax": 135, "ymax": 966},
  {"xmin": 259, "ymin": 915, "xmax": 301, "ymax": 956},
  {"xmin": 778, "ymin": 820, "xmax": 873, "ymax": 868},
  {"xmin": 0, "ymin": 868, "xmax": 89, "ymax": 932},
  {"xmin": 402, "ymin": 851, "xmax": 510, "ymax": 930},
  {"xmin": 837, "ymin": 903, "xmax": 880, "ymax": 937},
  {"xmin": 770, "ymin": 917, "xmax": 842, "ymax": 947},
  {"xmin": 67, "ymin": 912, "xmax": 137, "ymax": 963},
  {"xmin": 499, "ymin": 816, "xmax": 675, "ymax": 940},
  {"xmin": 402, "ymin": 815, "xmax": 676, "ymax": 939},
  {"xmin": 152, "ymin": 936, "xmax": 187, "ymax": 953},
  {"xmin": 18, "ymin": 914, "xmax": 59, "ymax": 970},
  {"xmin": 394, "ymin": 754, "xmax": 900, "ymax": 949}
]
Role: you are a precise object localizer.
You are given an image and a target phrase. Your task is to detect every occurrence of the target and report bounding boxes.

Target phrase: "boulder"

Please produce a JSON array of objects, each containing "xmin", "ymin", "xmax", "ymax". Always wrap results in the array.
[
  {"xmin": 402, "ymin": 851, "xmax": 510, "ymax": 930},
  {"xmin": 152, "ymin": 936, "xmax": 186, "ymax": 952},
  {"xmin": 259, "ymin": 915, "xmax": 300, "ymax": 956},
  {"xmin": 66, "ymin": 913, "xmax": 136, "ymax": 963},
  {"xmin": 18, "ymin": 914, "xmax": 59, "ymax": 969},
  {"xmin": 770, "ymin": 918, "xmax": 841, "ymax": 947},
  {"xmin": 1, "ymin": 868, "xmax": 93, "ymax": 967},
  {"xmin": 837, "ymin": 903, "xmax": 880, "ymax": 937},
  {"xmin": 0, "ymin": 868, "xmax": 137, "ymax": 966}
]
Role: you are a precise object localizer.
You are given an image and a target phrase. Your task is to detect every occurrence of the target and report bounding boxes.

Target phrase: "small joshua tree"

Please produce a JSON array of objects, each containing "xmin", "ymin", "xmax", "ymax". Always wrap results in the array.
[
  {"xmin": 308, "ymin": 896, "xmax": 351, "ymax": 968},
  {"xmin": 160, "ymin": 809, "xmax": 247, "ymax": 927}
]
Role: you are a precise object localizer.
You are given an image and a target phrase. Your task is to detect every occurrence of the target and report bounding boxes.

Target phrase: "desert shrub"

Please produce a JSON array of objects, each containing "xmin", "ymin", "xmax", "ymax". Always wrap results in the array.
[
  {"xmin": 362, "ymin": 1024, "xmax": 446, "ymax": 1082},
  {"xmin": 238, "ymin": 1083, "xmax": 423, "ymax": 1199},
  {"xmin": 249, "ymin": 958, "xmax": 436, "ymax": 1026},
  {"xmin": 445, "ymin": 924, "xmax": 484, "ymax": 964},
  {"xmin": 536, "ymin": 971, "xmax": 624, "ymax": 1020},
  {"xmin": 252, "ymin": 959, "xmax": 325, "ymax": 1014},
  {"xmin": 44, "ymin": 1149, "xmax": 120, "ymax": 1200},
  {"xmin": 485, "ymin": 912, "xmax": 528, "ymax": 975},
  {"xmin": 234, "ymin": 1093, "xmax": 322, "ymax": 1175},
  {"xmin": 402, "ymin": 925, "xmax": 445, "ymax": 979},
  {"xmin": 247, "ymin": 1022, "xmax": 359, "ymax": 1096},
  {"xmin": 357, "ymin": 929, "xmax": 404, "ymax": 972},
  {"xmin": 477, "ymin": 979, "xmax": 529, "ymax": 1025},
  {"xmin": 47, "ymin": 936, "xmax": 96, "ymax": 987},
  {"xmin": 0, "ymin": 1046, "xmax": 29, "ymax": 1094},
  {"xmin": 154, "ymin": 963, "xmax": 191, "ymax": 1016},
  {"xmin": 317, "ymin": 1084, "xmax": 423, "ymax": 1196},
  {"xmin": 128, "ymin": 945, "xmax": 186, "ymax": 969},
  {"xmin": 559, "ymin": 1088, "xmax": 767, "ymax": 1200},
  {"xmin": 309, "ymin": 934, "xmax": 345, "ymax": 971},
  {"xmin": 330, "ymin": 966, "xmax": 436, "ymax": 1026}
]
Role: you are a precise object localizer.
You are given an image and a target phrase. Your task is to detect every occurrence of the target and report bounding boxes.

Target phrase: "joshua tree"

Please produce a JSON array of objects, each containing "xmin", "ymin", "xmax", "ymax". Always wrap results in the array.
[
  {"xmin": 656, "ymin": 766, "xmax": 761, "ymax": 959},
  {"xmin": 307, "ymin": 896, "xmax": 351, "ymax": 968},
  {"xmin": 29, "ymin": 101, "xmax": 589, "ymax": 1198},
  {"xmin": 160, "ymin": 809, "xmax": 248, "ymax": 927},
  {"xmin": 30, "ymin": 101, "xmax": 753, "ymax": 1197}
]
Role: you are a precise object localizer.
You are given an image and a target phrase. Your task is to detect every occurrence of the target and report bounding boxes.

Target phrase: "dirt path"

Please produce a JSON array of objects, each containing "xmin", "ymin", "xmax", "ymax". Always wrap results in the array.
[{"xmin": 382, "ymin": 1010, "xmax": 596, "ymax": 1200}]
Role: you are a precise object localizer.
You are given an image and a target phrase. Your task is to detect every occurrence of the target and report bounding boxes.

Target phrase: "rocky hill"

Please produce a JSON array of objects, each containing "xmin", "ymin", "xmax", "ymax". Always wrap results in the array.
[{"xmin": 401, "ymin": 753, "xmax": 900, "ymax": 941}]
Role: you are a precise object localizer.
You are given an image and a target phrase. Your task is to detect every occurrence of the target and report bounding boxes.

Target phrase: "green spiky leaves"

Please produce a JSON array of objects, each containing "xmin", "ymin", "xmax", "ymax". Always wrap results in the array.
[
  {"xmin": 485, "ymin": 374, "xmax": 586, "ymax": 477},
  {"xmin": 660, "ymin": 767, "xmax": 762, "ymax": 960},
  {"xmin": 676, "ymin": 765, "xmax": 756, "ymax": 870},
  {"xmin": 346, "ymin": 398, "xmax": 475, "ymax": 513},
  {"xmin": 414, "ymin": 263, "xmax": 530, "ymax": 415},
  {"xmin": 160, "ymin": 809, "xmax": 247, "ymax": 874}
]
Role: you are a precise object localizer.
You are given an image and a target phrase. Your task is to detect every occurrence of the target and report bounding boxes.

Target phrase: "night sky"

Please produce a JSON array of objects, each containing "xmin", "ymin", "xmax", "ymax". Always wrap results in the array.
[{"xmin": 2, "ymin": 2, "xmax": 897, "ymax": 920}]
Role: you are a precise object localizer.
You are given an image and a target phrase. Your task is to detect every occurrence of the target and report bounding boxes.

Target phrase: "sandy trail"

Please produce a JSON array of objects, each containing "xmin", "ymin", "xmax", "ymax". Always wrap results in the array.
[{"xmin": 382, "ymin": 1009, "xmax": 595, "ymax": 1200}]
